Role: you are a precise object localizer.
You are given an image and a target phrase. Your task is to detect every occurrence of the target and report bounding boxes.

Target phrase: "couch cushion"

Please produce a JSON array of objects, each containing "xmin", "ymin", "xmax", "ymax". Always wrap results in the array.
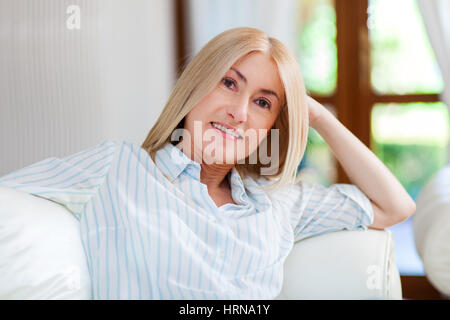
[{"xmin": 0, "ymin": 186, "xmax": 91, "ymax": 299}]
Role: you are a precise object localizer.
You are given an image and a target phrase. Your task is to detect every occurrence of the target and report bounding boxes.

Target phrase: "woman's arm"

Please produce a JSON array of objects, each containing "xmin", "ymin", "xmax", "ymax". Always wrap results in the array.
[{"xmin": 306, "ymin": 96, "xmax": 416, "ymax": 229}]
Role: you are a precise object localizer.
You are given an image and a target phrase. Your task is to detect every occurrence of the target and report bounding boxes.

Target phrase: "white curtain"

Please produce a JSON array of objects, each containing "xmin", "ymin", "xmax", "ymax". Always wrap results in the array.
[
  {"xmin": 186, "ymin": 0, "xmax": 300, "ymax": 57},
  {"xmin": 417, "ymin": 0, "xmax": 450, "ymax": 163}
]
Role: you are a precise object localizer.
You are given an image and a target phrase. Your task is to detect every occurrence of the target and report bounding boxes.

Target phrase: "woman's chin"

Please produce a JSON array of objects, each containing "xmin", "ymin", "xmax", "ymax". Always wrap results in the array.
[
  {"xmin": 201, "ymin": 155, "xmax": 237, "ymax": 165},
  {"xmin": 200, "ymin": 150, "xmax": 245, "ymax": 165}
]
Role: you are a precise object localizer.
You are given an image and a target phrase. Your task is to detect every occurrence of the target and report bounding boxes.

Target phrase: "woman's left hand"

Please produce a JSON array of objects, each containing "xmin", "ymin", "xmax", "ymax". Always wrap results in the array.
[{"xmin": 306, "ymin": 95, "xmax": 326, "ymax": 127}]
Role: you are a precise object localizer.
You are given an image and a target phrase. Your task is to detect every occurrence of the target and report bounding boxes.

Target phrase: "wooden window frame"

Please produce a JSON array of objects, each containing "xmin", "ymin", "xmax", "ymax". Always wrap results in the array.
[
  {"xmin": 332, "ymin": 0, "xmax": 443, "ymax": 300},
  {"xmin": 331, "ymin": 0, "xmax": 440, "ymax": 183}
]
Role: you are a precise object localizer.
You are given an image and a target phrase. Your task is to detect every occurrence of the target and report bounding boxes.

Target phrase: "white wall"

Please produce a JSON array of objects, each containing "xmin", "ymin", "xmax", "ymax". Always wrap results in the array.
[{"xmin": 0, "ymin": 0, "xmax": 176, "ymax": 175}]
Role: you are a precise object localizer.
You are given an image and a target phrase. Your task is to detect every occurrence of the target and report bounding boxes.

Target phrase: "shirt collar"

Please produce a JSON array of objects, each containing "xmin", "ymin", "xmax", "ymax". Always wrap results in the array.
[
  {"xmin": 154, "ymin": 142, "xmax": 247, "ymax": 199},
  {"xmin": 155, "ymin": 142, "xmax": 200, "ymax": 183}
]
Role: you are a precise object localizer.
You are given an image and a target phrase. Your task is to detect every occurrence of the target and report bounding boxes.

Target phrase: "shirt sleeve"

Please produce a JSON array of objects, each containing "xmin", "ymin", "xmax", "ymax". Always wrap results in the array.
[
  {"xmin": 0, "ymin": 140, "xmax": 117, "ymax": 220},
  {"xmin": 273, "ymin": 181, "xmax": 374, "ymax": 242}
]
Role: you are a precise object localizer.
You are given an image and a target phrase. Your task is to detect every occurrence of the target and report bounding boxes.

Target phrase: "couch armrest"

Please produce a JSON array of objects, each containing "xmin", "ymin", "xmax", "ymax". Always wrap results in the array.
[
  {"xmin": 0, "ymin": 186, "xmax": 92, "ymax": 299},
  {"xmin": 276, "ymin": 229, "xmax": 402, "ymax": 300}
]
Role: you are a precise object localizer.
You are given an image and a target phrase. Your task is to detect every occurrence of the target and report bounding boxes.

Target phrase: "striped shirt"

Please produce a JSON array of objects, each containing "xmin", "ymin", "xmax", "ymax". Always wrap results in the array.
[{"xmin": 0, "ymin": 139, "xmax": 374, "ymax": 299}]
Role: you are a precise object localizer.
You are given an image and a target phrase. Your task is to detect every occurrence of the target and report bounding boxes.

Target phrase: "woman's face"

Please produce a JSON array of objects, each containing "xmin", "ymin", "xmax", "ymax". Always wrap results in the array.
[{"xmin": 181, "ymin": 51, "xmax": 285, "ymax": 165}]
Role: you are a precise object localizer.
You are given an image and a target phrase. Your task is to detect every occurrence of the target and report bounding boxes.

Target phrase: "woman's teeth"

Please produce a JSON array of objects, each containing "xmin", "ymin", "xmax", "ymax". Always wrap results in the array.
[{"xmin": 211, "ymin": 122, "xmax": 242, "ymax": 139}]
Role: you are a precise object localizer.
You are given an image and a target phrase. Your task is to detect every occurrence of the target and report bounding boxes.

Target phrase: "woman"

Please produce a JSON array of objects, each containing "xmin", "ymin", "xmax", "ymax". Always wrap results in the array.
[{"xmin": 0, "ymin": 27, "xmax": 415, "ymax": 299}]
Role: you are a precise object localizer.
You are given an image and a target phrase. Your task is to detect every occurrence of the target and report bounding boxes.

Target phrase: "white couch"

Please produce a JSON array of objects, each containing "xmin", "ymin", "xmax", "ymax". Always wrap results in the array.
[
  {"xmin": 0, "ymin": 186, "xmax": 402, "ymax": 300},
  {"xmin": 413, "ymin": 165, "xmax": 450, "ymax": 298}
]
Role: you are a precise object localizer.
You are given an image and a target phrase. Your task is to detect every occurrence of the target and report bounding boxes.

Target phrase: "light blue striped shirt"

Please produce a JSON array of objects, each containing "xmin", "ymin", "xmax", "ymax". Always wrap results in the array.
[{"xmin": 0, "ymin": 139, "xmax": 374, "ymax": 299}]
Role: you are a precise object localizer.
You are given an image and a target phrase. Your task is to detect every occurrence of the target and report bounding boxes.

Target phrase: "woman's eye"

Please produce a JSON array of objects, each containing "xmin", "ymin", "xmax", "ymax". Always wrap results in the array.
[
  {"xmin": 221, "ymin": 78, "xmax": 270, "ymax": 109},
  {"xmin": 222, "ymin": 78, "xmax": 236, "ymax": 89},
  {"xmin": 256, "ymin": 99, "xmax": 271, "ymax": 109}
]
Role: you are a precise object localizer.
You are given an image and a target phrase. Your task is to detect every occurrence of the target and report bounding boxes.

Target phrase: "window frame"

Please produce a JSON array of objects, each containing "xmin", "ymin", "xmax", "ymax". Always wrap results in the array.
[{"xmin": 332, "ymin": 0, "xmax": 441, "ymax": 183}]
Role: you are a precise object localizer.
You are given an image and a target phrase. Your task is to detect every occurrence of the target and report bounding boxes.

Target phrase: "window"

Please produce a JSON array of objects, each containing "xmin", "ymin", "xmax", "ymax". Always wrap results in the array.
[
  {"xmin": 371, "ymin": 102, "xmax": 449, "ymax": 200},
  {"xmin": 297, "ymin": 0, "xmax": 337, "ymax": 186},
  {"xmin": 366, "ymin": 0, "xmax": 446, "ymax": 277},
  {"xmin": 369, "ymin": 0, "xmax": 444, "ymax": 94},
  {"xmin": 296, "ymin": 0, "xmax": 447, "ymax": 278},
  {"xmin": 297, "ymin": 0, "xmax": 337, "ymax": 96}
]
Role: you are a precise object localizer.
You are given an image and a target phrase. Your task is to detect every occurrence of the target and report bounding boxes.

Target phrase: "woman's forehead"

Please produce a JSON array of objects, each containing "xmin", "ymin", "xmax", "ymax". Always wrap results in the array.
[{"xmin": 229, "ymin": 52, "xmax": 284, "ymax": 100}]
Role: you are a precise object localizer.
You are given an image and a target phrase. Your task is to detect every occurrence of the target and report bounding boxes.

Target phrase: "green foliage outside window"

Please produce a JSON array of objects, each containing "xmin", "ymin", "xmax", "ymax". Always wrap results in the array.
[
  {"xmin": 369, "ymin": 0, "xmax": 444, "ymax": 94},
  {"xmin": 371, "ymin": 103, "xmax": 449, "ymax": 200},
  {"xmin": 297, "ymin": 0, "xmax": 337, "ymax": 96}
]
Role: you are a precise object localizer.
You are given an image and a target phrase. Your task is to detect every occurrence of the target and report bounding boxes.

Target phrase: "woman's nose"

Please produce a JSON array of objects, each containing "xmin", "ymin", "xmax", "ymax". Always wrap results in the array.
[{"xmin": 228, "ymin": 99, "xmax": 249, "ymax": 123}]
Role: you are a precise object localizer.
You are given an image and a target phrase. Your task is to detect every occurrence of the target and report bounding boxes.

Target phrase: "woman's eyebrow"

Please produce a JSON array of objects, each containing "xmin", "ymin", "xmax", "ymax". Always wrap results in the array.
[{"xmin": 230, "ymin": 67, "xmax": 280, "ymax": 102}]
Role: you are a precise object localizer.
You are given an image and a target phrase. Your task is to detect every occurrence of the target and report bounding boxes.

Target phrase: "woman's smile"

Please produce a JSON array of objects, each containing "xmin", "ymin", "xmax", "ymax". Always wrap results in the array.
[{"xmin": 210, "ymin": 121, "xmax": 243, "ymax": 140}]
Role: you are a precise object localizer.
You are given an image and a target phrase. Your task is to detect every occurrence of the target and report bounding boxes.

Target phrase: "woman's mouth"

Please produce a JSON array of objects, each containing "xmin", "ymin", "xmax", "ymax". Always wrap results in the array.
[{"xmin": 210, "ymin": 122, "xmax": 243, "ymax": 140}]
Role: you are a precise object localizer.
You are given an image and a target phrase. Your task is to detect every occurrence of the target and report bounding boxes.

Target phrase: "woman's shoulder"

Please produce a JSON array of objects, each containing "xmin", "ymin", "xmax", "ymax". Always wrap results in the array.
[
  {"xmin": 59, "ymin": 139, "xmax": 121, "ymax": 162},
  {"xmin": 91, "ymin": 139, "xmax": 144, "ymax": 154},
  {"xmin": 249, "ymin": 174, "xmax": 318, "ymax": 194}
]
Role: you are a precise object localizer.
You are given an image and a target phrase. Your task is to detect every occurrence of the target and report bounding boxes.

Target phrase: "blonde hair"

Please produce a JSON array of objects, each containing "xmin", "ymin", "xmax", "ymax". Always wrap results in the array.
[{"xmin": 141, "ymin": 27, "xmax": 309, "ymax": 192}]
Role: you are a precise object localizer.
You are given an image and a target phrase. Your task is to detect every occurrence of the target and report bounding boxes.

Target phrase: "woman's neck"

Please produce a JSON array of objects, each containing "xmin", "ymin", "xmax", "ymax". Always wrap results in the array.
[{"xmin": 199, "ymin": 162, "xmax": 233, "ymax": 190}]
